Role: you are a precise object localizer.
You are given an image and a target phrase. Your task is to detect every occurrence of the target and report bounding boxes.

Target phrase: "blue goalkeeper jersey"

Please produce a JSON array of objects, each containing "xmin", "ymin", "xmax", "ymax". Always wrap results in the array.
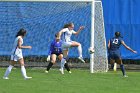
[{"xmin": 48, "ymin": 40, "xmax": 63, "ymax": 55}]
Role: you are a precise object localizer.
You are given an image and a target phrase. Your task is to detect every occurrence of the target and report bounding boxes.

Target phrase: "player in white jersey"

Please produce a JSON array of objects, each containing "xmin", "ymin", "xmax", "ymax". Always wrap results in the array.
[
  {"xmin": 3, "ymin": 28, "xmax": 32, "ymax": 80},
  {"xmin": 58, "ymin": 23, "xmax": 85, "ymax": 72}
]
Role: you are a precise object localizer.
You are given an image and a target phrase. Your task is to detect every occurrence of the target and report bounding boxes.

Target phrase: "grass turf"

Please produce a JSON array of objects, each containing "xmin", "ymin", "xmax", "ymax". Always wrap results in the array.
[{"xmin": 0, "ymin": 68, "xmax": 140, "ymax": 93}]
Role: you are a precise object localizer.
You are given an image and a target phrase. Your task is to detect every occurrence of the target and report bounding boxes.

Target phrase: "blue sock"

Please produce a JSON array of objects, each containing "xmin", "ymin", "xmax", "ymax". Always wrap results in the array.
[{"xmin": 120, "ymin": 64, "xmax": 126, "ymax": 76}]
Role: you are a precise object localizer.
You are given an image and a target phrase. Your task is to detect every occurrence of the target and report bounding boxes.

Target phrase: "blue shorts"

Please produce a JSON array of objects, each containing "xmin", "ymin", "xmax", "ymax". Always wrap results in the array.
[{"xmin": 108, "ymin": 51, "xmax": 121, "ymax": 60}]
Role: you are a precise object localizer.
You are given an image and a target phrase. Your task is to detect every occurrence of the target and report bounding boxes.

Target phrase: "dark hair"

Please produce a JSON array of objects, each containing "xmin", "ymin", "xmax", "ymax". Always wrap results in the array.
[
  {"xmin": 115, "ymin": 31, "xmax": 121, "ymax": 37},
  {"xmin": 55, "ymin": 33, "xmax": 58, "ymax": 37},
  {"xmin": 16, "ymin": 28, "xmax": 27, "ymax": 37},
  {"xmin": 63, "ymin": 23, "xmax": 73, "ymax": 28}
]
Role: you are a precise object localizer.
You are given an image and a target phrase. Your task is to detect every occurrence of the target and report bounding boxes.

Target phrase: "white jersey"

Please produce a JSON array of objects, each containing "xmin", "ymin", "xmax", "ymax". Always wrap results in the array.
[
  {"xmin": 61, "ymin": 28, "xmax": 76, "ymax": 42},
  {"xmin": 11, "ymin": 36, "xmax": 23, "ymax": 61}
]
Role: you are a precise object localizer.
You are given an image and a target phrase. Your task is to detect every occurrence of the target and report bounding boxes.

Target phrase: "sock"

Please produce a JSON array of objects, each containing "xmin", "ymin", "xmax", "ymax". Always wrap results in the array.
[
  {"xmin": 21, "ymin": 66, "xmax": 27, "ymax": 78},
  {"xmin": 4, "ymin": 65, "xmax": 13, "ymax": 77},
  {"xmin": 78, "ymin": 45, "xmax": 82, "ymax": 58},
  {"xmin": 47, "ymin": 62, "xmax": 53, "ymax": 71},
  {"xmin": 120, "ymin": 64, "xmax": 126, "ymax": 76},
  {"xmin": 64, "ymin": 63, "xmax": 70, "ymax": 72},
  {"xmin": 61, "ymin": 58, "xmax": 66, "ymax": 69}
]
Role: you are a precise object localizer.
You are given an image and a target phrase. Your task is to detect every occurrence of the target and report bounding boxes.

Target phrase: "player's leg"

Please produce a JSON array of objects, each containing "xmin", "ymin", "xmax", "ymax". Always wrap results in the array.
[
  {"xmin": 70, "ymin": 41, "xmax": 85, "ymax": 63},
  {"xmin": 46, "ymin": 54, "xmax": 57, "ymax": 73},
  {"xmin": 110, "ymin": 58, "xmax": 115, "ymax": 70},
  {"xmin": 58, "ymin": 54, "xmax": 71, "ymax": 73},
  {"xmin": 3, "ymin": 60, "xmax": 15, "ymax": 79},
  {"xmin": 116, "ymin": 58, "xmax": 127, "ymax": 77},
  {"xmin": 60, "ymin": 50, "xmax": 68, "ymax": 74},
  {"xmin": 19, "ymin": 58, "xmax": 32, "ymax": 79}
]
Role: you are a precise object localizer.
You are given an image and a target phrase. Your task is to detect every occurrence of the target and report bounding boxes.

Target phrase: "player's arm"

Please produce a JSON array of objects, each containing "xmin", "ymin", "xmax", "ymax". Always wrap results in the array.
[
  {"xmin": 72, "ymin": 26, "xmax": 85, "ymax": 35},
  {"xmin": 121, "ymin": 40, "xmax": 137, "ymax": 53},
  {"xmin": 108, "ymin": 40, "xmax": 111, "ymax": 49},
  {"xmin": 48, "ymin": 42, "xmax": 54, "ymax": 55},
  {"xmin": 47, "ymin": 42, "xmax": 54, "ymax": 61},
  {"xmin": 17, "ymin": 38, "xmax": 32, "ymax": 49}
]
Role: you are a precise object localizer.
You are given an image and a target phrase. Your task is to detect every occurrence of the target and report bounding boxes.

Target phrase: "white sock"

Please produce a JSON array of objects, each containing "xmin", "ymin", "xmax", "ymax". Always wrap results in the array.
[
  {"xmin": 21, "ymin": 66, "xmax": 27, "ymax": 78},
  {"xmin": 61, "ymin": 58, "xmax": 66, "ymax": 69},
  {"xmin": 4, "ymin": 65, "xmax": 13, "ymax": 77},
  {"xmin": 78, "ymin": 45, "xmax": 82, "ymax": 57}
]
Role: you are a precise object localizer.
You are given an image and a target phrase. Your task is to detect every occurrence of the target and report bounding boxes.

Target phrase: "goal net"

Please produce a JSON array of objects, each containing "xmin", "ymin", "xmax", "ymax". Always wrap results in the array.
[
  {"xmin": 0, "ymin": 0, "xmax": 108, "ymax": 72},
  {"xmin": 91, "ymin": 0, "xmax": 108, "ymax": 72}
]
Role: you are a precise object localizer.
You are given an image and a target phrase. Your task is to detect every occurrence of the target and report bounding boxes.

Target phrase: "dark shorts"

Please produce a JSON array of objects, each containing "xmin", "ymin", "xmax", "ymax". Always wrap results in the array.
[
  {"xmin": 51, "ymin": 53, "xmax": 63, "ymax": 56},
  {"xmin": 108, "ymin": 51, "xmax": 121, "ymax": 60}
]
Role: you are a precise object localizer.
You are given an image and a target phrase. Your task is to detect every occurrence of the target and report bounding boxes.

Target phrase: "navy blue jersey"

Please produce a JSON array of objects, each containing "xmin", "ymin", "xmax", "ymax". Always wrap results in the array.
[
  {"xmin": 109, "ymin": 37, "xmax": 123, "ymax": 51},
  {"xmin": 48, "ymin": 40, "xmax": 63, "ymax": 55},
  {"xmin": 108, "ymin": 37, "xmax": 123, "ymax": 59}
]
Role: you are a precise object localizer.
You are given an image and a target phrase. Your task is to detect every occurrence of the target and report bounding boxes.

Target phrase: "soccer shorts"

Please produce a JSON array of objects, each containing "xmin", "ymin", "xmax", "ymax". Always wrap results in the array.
[
  {"xmin": 11, "ymin": 53, "xmax": 23, "ymax": 61},
  {"xmin": 109, "ymin": 51, "xmax": 121, "ymax": 60},
  {"xmin": 62, "ymin": 41, "xmax": 73, "ymax": 50},
  {"xmin": 51, "ymin": 53, "xmax": 63, "ymax": 56}
]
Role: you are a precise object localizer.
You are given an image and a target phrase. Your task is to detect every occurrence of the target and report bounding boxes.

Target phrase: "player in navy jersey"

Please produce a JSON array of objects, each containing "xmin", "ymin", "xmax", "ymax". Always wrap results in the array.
[
  {"xmin": 45, "ymin": 33, "xmax": 71, "ymax": 74},
  {"xmin": 108, "ymin": 32, "xmax": 137, "ymax": 77}
]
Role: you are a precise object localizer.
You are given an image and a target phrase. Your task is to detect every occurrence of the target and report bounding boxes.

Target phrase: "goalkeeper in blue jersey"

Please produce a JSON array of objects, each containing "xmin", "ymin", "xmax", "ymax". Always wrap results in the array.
[
  {"xmin": 45, "ymin": 33, "xmax": 71, "ymax": 74},
  {"xmin": 108, "ymin": 32, "xmax": 137, "ymax": 77}
]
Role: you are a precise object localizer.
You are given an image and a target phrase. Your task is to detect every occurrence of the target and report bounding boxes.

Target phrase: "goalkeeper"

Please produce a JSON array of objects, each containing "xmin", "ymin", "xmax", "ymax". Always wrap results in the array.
[
  {"xmin": 108, "ymin": 31, "xmax": 137, "ymax": 77},
  {"xmin": 45, "ymin": 33, "xmax": 71, "ymax": 74}
]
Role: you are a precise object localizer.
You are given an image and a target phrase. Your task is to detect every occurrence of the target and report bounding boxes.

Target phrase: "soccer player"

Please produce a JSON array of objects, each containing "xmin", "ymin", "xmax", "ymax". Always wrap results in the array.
[
  {"xmin": 108, "ymin": 31, "xmax": 137, "ymax": 77},
  {"xmin": 45, "ymin": 33, "xmax": 71, "ymax": 74},
  {"xmin": 3, "ymin": 28, "xmax": 32, "ymax": 80},
  {"xmin": 58, "ymin": 23, "xmax": 85, "ymax": 73}
]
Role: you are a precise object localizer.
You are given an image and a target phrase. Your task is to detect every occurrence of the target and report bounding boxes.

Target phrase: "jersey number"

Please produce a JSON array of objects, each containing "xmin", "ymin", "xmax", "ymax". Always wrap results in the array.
[{"xmin": 113, "ymin": 39, "xmax": 118, "ymax": 44}]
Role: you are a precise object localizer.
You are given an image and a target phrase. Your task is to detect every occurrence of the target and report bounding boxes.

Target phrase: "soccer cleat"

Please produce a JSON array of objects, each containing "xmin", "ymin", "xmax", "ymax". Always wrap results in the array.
[
  {"xmin": 78, "ymin": 57, "xmax": 85, "ymax": 63},
  {"xmin": 45, "ymin": 70, "xmax": 49, "ymax": 73},
  {"xmin": 113, "ymin": 63, "xmax": 117, "ymax": 71},
  {"xmin": 68, "ymin": 71, "xmax": 72, "ymax": 74},
  {"xmin": 3, "ymin": 77, "xmax": 9, "ymax": 80},
  {"xmin": 24, "ymin": 76, "xmax": 32, "ymax": 80},
  {"xmin": 59, "ymin": 68, "xmax": 64, "ymax": 74},
  {"xmin": 123, "ymin": 75, "xmax": 128, "ymax": 77}
]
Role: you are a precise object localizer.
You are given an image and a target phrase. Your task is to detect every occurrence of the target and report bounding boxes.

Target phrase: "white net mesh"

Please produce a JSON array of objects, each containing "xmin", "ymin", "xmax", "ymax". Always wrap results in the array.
[{"xmin": 93, "ymin": 1, "xmax": 108, "ymax": 72}]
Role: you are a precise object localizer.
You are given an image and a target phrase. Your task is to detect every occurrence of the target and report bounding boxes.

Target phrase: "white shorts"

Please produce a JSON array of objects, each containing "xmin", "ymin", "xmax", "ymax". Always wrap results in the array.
[
  {"xmin": 62, "ymin": 41, "xmax": 73, "ymax": 50},
  {"xmin": 10, "ymin": 53, "xmax": 23, "ymax": 61}
]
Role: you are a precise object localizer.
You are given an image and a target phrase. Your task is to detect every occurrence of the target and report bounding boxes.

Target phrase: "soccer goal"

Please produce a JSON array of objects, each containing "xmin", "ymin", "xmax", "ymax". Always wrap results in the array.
[
  {"xmin": 0, "ymin": 0, "xmax": 108, "ymax": 73},
  {"xmin": 90, "ymin": 0, "xmax": 108, "ymax": 73}
]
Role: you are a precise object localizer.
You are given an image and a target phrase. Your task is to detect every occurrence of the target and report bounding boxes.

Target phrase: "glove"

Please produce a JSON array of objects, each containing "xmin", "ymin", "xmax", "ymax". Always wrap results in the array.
[{"xmin": 46, "ymin": 55, "xmax": 51, "ymax": 61}]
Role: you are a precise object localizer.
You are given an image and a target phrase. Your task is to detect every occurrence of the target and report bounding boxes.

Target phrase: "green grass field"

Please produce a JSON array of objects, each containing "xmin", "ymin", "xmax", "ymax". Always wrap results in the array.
[{"xmin": 0, "ymin": 68, "xmax": 140, "ymax": 93}]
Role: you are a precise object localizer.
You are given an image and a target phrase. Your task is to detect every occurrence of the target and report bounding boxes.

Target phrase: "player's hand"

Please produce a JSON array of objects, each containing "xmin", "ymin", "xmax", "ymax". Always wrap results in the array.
[
  {"xmin": 133, "ymin": 51, "xmax": 137, "ymax": 54},
  {"xmin": 47, "ymin": 55, "xmax": 51, "ymax": 61},
  {"xmin": 79, "ymin": 26, "xmax": 85, "ymax": 30}
]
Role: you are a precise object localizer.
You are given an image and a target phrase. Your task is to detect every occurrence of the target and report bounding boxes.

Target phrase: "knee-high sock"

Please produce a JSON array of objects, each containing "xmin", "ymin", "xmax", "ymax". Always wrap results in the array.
[
  {"xmin": 21, "ymin": 66, "xmax": 27, "ymax": 78},
  {"xmin": 4, "ymin": 65, "xmax": 13, "ymax": 77},
  {"xmin": 120, "ymin": 64, "xmax": 126, "ymax": 76},
  {"xmin": 47, "ymin": 62, "xmax": 53, "ymax": 71},
  {"xmin": 78, "ymin": 45, "xmax": 82, "ymax": 57},
  {"xmin": 61, "ymin": 58, "xmax": 66, "ymax": 69},
  {"xmin": 64, "ymin": 63, "xmax": 70, "ymax": 72}
]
